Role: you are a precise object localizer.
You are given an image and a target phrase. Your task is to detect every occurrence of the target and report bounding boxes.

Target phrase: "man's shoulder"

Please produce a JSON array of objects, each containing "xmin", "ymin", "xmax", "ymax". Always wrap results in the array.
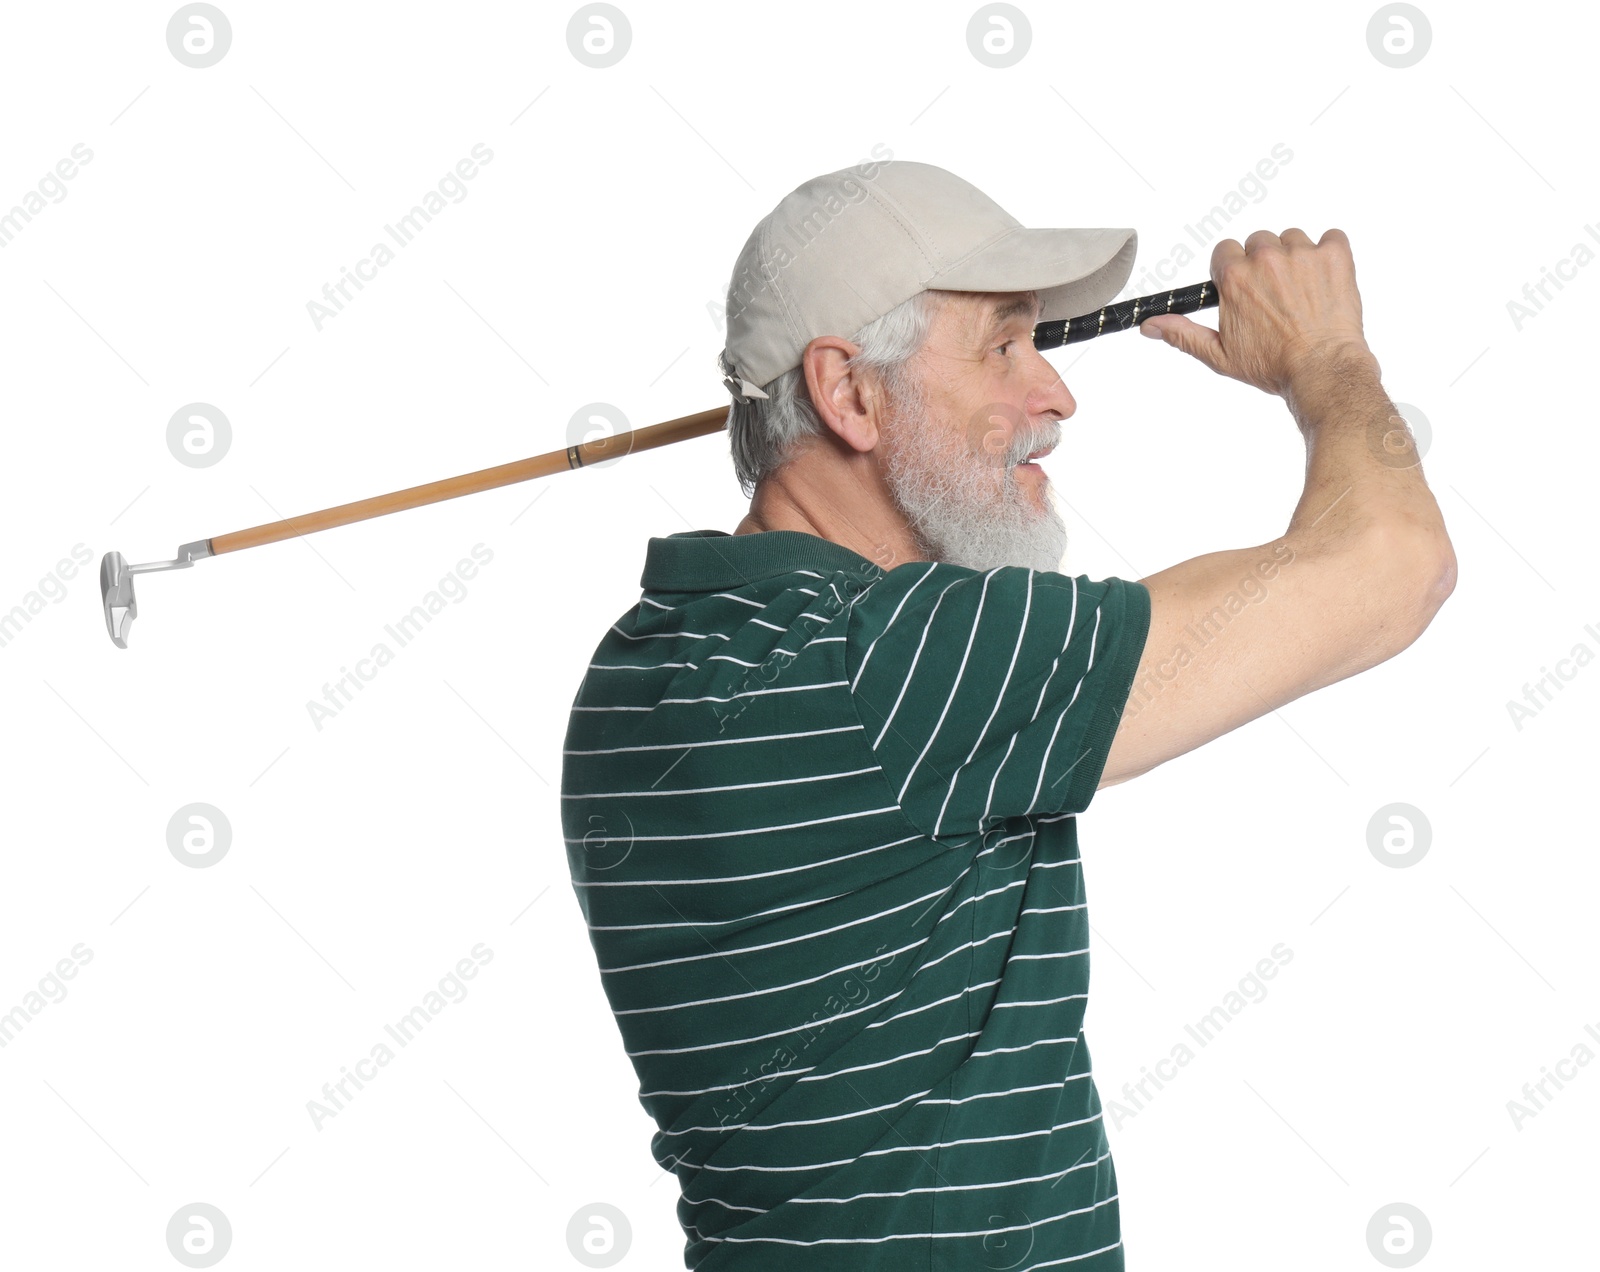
[{"xmin": 843, "ymin": 561, "xmax": 1127, "ymax": 637}]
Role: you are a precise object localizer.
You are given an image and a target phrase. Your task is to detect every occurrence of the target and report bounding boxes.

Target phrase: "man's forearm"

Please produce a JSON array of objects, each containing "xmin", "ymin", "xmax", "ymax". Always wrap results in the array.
[
  {"xmin": 1282, "ymin": 351, "xmax": 1452, "ymax": 559},
  {"xmin": 1276, "ymin": 349, "xmax": 1456, "ymax": 645}
]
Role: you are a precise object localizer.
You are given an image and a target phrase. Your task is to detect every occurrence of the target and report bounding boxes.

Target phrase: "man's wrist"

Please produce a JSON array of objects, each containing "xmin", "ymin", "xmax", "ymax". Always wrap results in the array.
[{"xmin": 1283, "ymin": 343, "xmax": 1383, "ymax": 427}]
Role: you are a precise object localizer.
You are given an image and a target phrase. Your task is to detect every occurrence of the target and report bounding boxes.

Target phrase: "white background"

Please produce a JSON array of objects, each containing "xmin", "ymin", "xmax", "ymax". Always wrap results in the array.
[{"xmin": 1, "ymin": 1, "xmax": 1595, "ymax": 1268}]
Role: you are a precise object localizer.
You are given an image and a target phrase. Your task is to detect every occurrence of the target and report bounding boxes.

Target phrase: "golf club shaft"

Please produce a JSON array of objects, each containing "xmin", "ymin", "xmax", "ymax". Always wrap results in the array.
[
  {"xmin": 209, "ymin": 407, "xmax": 728, "ymax": 554},
  {"xmin": 208, "ymin": 279, "xmax": 1219, "ymax": 556}
]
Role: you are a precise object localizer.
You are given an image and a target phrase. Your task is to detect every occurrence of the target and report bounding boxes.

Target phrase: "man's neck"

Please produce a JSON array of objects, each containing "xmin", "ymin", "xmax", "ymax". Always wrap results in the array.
[{"xmin": 733, "ymin": 448, "xmax": 928, "ymax": 571}]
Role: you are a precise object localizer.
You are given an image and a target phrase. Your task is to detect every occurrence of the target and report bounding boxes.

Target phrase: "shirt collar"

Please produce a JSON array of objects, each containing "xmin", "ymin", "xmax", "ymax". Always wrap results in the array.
[{"xmin": 640, "ymin": 530, "xmax": 882, "ymax": 593}]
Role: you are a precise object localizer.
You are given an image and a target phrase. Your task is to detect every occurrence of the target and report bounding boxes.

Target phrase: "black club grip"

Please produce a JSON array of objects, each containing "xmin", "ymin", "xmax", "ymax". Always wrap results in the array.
[{"xmin": 1033, "ymin": 280, "xmax": 1218, "ymax": 350}]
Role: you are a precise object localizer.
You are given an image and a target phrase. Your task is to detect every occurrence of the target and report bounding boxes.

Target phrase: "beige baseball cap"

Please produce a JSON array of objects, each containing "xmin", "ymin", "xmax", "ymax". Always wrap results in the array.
[{"xmin": 719, "ymin": 159, "xmax": 1137, "ymax": 399}]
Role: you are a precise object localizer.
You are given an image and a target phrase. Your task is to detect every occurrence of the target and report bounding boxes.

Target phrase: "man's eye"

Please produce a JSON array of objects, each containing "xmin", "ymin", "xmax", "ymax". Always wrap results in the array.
[{"xmin": 995, "ymin": 341, "xmax": 1013, "ymax": 356}]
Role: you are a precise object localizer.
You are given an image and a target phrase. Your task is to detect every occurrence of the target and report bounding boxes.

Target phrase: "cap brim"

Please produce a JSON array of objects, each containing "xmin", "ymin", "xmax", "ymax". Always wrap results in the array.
[{"xmin": 924, "ymin": 226, "xmax": 1138, "ymax": 323}]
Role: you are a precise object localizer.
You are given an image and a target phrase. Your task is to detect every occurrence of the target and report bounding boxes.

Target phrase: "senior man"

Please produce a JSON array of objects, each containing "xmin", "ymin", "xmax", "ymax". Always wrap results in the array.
[{"xmin": 560, "ymin": 160, "xmax": 1455, "ymax": 1270}]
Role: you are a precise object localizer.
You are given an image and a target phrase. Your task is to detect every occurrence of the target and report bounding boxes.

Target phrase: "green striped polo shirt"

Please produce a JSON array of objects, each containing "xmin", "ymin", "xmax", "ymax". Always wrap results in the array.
[{"xmin": 561, "ymin": 529, "xmax": 1151, "ymax": 1270}]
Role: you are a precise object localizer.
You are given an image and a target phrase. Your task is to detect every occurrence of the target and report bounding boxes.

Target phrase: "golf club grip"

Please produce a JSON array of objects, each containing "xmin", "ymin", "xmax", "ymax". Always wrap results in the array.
[{"xmin": 1033, "ymin": 280, "xmax": 1217, "ymax": 350}]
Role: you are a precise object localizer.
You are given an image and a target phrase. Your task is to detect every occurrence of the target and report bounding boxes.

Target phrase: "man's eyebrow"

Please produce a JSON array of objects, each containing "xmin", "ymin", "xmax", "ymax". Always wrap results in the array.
[{"xmin": 982, "ymin": 293, "xmax": 1042, "ymax": 337}]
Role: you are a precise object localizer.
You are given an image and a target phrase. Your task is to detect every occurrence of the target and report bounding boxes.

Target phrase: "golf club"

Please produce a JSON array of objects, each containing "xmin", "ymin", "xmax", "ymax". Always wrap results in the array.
[{"xmin": 100, "ymin": 279, "xmax": 1217, "ymax": 647}]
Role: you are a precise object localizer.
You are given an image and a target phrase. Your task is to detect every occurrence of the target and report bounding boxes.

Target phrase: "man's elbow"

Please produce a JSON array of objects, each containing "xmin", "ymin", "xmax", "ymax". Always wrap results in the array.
[{"xmin": 1369, "ymin": 522, "xmax": 1458, "ymax": 659}]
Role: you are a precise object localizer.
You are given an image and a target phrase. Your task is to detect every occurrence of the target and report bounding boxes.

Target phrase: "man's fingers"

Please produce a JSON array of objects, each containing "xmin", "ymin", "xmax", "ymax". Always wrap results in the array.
[
  {"xmin": 1211, "ymin": 238, "xmax": 1246, "ymax": 277},
  {"xmin": 1243, "ymin": 229, "xmax": 1284, "ymax": 253},
  {"xmin": 1279, "ymin": 227, "xmax": 1315, "ymax": 248},
  {"xmin": 1140, "ymin": 313, "xmax": 1225, "ymax": 373}
]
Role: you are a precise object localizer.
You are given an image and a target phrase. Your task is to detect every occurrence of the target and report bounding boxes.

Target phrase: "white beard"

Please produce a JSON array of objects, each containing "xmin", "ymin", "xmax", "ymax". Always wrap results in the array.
[{"xmin": 879, "ymin": 380, "xmax": 1069, "ymax": 574}]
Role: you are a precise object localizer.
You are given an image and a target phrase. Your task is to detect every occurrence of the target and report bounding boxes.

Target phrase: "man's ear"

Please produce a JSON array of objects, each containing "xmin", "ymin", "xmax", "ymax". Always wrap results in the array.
[{"xmin": 801, "ymin": 336, "xmax": 881, "ymax": 456}]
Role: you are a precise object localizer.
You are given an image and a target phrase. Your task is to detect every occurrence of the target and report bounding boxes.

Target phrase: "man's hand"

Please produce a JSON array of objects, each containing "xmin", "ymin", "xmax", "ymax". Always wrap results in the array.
[{"xmin": 1138, "ymin": 228, "xmax": 1376, "ymax": 398}]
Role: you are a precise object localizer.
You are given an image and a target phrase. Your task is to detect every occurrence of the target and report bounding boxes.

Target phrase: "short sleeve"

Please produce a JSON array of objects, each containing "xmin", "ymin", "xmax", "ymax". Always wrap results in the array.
[{"xmin": 844, "ymin": 562, "xmax": 1151, "ymax": 839}]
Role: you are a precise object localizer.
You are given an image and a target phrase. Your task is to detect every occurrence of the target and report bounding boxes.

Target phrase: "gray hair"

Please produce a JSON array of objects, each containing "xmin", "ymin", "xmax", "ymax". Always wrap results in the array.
[{"xmin": 721, "ymin": 290, "xmax": 942, "ymax": 497}]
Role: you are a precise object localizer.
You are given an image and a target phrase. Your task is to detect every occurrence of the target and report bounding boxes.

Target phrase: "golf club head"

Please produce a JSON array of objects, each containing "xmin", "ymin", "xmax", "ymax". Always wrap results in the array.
[
  {"xmin": 100, "ymin": 551, "xmax": 136, "ymax": 648},
  {"xmin": 99, "ymin": 540, "xmax": 212, "ymax": 649}
]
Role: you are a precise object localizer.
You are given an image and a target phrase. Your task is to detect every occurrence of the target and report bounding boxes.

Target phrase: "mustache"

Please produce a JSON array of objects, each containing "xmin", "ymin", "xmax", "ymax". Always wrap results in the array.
[{"xmin": 1006, "ymin": 421, "xmax": 1061, "ymax": 465}]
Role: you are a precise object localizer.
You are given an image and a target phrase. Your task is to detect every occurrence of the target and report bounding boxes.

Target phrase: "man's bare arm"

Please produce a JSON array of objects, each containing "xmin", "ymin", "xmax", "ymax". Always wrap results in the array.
[{"xmin": 1097, "ymin": 228, "xmax": 1456, "ymax": 789}]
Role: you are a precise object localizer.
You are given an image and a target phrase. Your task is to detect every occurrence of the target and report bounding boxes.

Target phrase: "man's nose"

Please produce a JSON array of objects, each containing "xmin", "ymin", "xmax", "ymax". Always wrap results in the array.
[{"xmin": 1027, "ymin": 348, "xmax": 1075, "ymax": 421}]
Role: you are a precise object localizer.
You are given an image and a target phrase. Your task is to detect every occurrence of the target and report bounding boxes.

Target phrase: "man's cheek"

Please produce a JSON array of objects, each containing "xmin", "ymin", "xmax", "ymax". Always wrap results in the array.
[{"xmin": 964, "ymin": 401, "xmax": 1027, "ymax": 469}]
